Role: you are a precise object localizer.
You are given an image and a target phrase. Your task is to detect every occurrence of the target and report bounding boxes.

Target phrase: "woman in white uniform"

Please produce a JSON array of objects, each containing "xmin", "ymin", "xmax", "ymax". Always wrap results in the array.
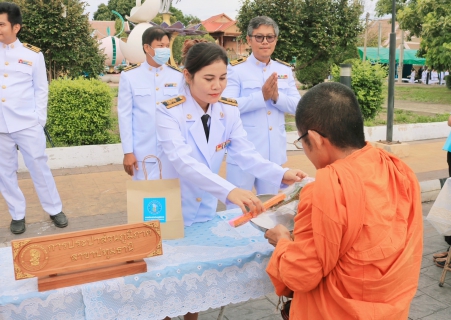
[
  {"xmin": 157, "ymin": 41, "xmax": 306, "ymax": 320},
  {"xmin": 156, "ymin": 41, "xmax": 306, "ymax": 225}
]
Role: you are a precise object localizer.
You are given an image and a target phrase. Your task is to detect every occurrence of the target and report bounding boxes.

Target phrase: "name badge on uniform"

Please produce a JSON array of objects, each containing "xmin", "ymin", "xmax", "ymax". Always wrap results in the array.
[
  {"xmin": 216, "ymin": 140, "xmax": 231, "ymax": 152},
  {"xmin": 164, "ymin": 83, "xmax": 177, "ymax": 87},
  {"xmin": 278, "ymin": 75, "xmax": 288, "ymax": 79},
  {"xmin": 18, "ymin": 59, "xmax": 32, "ymax": 66}
]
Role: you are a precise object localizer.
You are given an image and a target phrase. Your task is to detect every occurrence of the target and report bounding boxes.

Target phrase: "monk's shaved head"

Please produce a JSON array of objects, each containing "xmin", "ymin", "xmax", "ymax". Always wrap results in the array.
[{"xmin": 295, "ymin": 82, "xmax": 365, "ymax": 150}]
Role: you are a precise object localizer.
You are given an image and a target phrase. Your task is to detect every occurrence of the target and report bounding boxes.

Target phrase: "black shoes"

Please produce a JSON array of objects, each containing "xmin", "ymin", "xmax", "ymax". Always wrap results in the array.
[
  {"xmin": 10, "ymin": 212, "xmax": 68, "ymax": 234},
  {"xmin": 50, "ymin": 212, "xmax": 68, "ymax": 228},
  {"xmin": 10, "ymin": 218, "xmax": 26, "ymax": 234}
]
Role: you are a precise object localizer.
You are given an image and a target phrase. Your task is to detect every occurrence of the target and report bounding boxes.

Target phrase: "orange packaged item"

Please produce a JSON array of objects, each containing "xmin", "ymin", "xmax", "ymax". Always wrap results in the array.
[{"xmin": 228, "ymin": 193, "xmax": 286, "ymax": 228}]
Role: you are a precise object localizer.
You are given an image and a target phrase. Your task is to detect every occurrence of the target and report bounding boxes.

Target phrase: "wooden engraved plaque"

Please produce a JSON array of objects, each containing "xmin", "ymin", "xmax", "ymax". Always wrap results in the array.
[{"xmin": 11, "ymin": 222, "xmax": 162, "ymax": 291}]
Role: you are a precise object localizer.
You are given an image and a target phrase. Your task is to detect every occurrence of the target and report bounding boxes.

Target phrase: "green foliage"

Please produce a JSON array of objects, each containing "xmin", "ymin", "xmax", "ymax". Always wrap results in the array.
[
  {"xmin": 295, "ymin": 59, "xmax": 330, "ymax": 87},
  {"xmin": 331, "ymin": 59, "xmax": 388, "ymax": 120},
  {"xmin": 236, "ymin": 0, "xmax": 363, "ymax": 86},
  {"xmin": 375, "ymin": 0, "xmax": 408, "ymax": 17},
  {"xmin": 446, "ymin": 75, "xmax": 451, "ymax": 90},
  {"xmin": 376, "ymin": 0, "xmax": 451, "ymax": 71},
  {"xmin": 12, "ymin": 0, "xmax": 105, "ymax": 79},
  {"xmin": 93, "ymin": 3, "xmax": 111, "ymax": 20},
  {"xmin": 93, "ymin": 0, "xmax": 134, "ymax": 21},
  {"xmin": 47, "ymin": 78, "xmax": 117, "ymax": 146},
  {"xmin": 172, "ymin": 34, "xmax": 216, "ymax": 65}
]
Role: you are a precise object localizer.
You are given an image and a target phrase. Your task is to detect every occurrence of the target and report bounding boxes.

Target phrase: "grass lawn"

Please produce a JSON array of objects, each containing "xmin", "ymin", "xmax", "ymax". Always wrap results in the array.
[
  {"xmin": 364, "ymin": 109, "xmax": 449, "ymax": 127},
  {"xmin": 382, "ymin": 84, "xmax": 451, "ymax": 105}
]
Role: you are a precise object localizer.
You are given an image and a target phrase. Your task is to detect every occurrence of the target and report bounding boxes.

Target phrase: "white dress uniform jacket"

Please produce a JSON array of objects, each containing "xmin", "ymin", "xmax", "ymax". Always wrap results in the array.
[
  {"xmin": 223, "ymin": 53, "xmax": 300, "ymax": 166},
  {"xmin": 156, "ymin": 89, "xmax": 287, "ymax": 226},
  {"xmin": 0, "ymin": 39, "xmax": 47, "ymax": 133},
  {"xmin": 0, "ymin": 39, "xmax": 62, "ymax": 220},
  {"xmin": 118, "ymin": 61, "xmax": 183, "ymax": 180}
]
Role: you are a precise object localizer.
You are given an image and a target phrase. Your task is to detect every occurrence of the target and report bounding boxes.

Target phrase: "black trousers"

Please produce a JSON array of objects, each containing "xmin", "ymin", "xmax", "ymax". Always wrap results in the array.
[{"xmin": 447, "ymin": 152, "xmax": 451, "ymax": 246}]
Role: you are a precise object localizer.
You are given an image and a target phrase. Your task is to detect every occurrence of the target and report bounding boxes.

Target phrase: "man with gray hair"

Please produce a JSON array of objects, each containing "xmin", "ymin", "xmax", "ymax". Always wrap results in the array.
[{"xmin": 223, "ymin": 16, "xmax": 301, "ymax": 202}]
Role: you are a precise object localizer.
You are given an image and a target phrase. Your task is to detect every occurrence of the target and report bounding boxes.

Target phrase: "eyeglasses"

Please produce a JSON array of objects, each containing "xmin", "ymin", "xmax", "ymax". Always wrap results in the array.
[
  {"xmin": 249, "ymin": 34, "xmax": 277, "ymax": 43},
  {"xmin": 293, "ymin": 130, "xmax": 327, "ymax": 149}
]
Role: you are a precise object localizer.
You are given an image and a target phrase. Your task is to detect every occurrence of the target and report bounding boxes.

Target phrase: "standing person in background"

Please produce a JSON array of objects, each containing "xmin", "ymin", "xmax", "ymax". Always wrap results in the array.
[
  {"xmin": 118, "ymin": 26, "xmax": 183, "ymax": 180},
  {"xmin": 223, "ymin": 16, "xmax": 301, "ymax": 202},
  {"xmin": 409, "ymin": 68, "xmax": 416, "ymax": 83},
  {"xmin": 421, "ymin": 67, "xmax": 428, "ymax": 84},
  {"xmin": 430, "ymin": 68, "xmax": 439, "ymax": 84},
  {"xmin": 0, "ymin": 2, "xmax": 67, "ymax": 234}
]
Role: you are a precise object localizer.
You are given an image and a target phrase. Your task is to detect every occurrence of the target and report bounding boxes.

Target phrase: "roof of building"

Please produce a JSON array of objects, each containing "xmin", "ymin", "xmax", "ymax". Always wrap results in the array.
[{"xmin": 202, "ymin": 13, "xmax": 236, "ymax": 33}]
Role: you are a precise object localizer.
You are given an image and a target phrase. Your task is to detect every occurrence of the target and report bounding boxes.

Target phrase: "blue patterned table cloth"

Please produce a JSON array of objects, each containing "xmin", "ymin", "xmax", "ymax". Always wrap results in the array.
[{"xmin": 0, "ymin": 209, "xmax": 275, "ymax": 319}]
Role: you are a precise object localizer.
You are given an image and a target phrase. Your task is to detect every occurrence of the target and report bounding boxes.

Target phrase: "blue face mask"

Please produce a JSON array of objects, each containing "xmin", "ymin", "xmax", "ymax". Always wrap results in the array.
[{"xmin": 149, "ymin": 47, "xmax": 171, "ymax": 65}]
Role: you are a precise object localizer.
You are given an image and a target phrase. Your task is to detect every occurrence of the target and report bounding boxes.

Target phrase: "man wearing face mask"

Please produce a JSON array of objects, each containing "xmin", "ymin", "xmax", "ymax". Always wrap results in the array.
[{"xmin": 118, "ymin": 26, "xmax": 183, "ymax": 180}]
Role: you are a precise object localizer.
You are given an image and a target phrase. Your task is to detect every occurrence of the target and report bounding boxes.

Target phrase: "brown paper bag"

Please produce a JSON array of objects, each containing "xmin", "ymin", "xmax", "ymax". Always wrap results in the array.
[{"xmin": 127, "ymin": 155, "xmax": 184, "ymax": 239}]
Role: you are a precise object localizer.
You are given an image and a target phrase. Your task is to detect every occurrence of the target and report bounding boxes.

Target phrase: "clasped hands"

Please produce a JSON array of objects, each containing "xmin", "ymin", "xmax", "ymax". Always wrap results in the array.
[{"xmin": 262, "ymin": 72, "xmax": 279, "ymax": 103}]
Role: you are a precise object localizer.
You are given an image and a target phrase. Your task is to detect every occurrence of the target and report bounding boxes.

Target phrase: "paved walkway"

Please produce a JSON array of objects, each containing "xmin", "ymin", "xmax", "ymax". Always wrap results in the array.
[{"xmin": 0, "ymin": 138, "xmax": 451, "ymax": 319}]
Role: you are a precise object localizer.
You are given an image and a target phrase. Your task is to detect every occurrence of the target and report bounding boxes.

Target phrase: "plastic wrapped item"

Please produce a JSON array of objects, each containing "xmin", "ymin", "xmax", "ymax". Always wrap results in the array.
[
  {"xmin": 427, "ymin": 178, "xmax": 451, "ymax": 236},
  {"xmin": 250, "ymin": 178, "xmax": 315, "ymax": 232}
]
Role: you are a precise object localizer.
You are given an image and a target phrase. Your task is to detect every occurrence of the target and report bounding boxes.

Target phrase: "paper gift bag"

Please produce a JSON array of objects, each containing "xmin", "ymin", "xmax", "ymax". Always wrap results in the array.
[
  {"xmin": 427, "ymin": 178, "xmax": 451, "ymax": 236},
  {"xmin": 127, "ymin": 155, "xmax": 184, "ymax": 239}
]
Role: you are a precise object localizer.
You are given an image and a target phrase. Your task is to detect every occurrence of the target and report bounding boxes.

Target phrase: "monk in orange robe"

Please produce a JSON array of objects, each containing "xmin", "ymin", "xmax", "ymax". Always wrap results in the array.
[{"xmin": 265, "ymin": 82, "xmax": 423, "ymax": 319}]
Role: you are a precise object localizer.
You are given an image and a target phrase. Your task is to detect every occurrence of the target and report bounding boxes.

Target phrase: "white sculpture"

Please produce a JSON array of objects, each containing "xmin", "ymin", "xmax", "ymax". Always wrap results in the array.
[{"xmin": 160, "ymin": 0, "xmax": 181, "ymax": 14}]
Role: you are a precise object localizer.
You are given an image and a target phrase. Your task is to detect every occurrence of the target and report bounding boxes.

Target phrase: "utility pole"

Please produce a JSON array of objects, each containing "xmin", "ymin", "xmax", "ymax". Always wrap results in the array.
[
  {"xmin": 386, "ymin": 0, "xmax": 396, "ymax": 142},
  {"xmin": 378, "ymin": 21, "xmax": 381, "ymax": 60},
  {"xmin": 363, "ymin": 12, "xmax": 370, "ymax": 62}
]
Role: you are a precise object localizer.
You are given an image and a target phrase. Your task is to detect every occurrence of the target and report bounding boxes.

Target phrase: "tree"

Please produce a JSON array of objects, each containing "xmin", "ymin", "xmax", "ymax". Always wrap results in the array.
[
  {"xmin": 93, "ymin": 3, "xmax": 111, "ymax": 21},
  {"xmin": 236, "ymin": 0, "xmax": 363, "ymax": 86},
  {"xmin": 376, "ymin": 0, "xmax": 451, "ymax": 71},
  {"xmin": 12, "ymin": 0, "xmax": 105, "ymax": 79},
  {"xmin": 398, "ymin": 0, "xmax": 451, "ymax": 71},
  {"xmin": 93, "ymin": 0, "xmax": 134, "ymax": 21}
]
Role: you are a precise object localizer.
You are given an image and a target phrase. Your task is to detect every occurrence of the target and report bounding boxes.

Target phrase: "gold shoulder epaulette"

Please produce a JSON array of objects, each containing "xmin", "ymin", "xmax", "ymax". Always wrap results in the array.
[
  {"xmin": 162, "ymin": 95, "xmax": 186, "ymax": 109},
  {"xmin": 229, "ymin": 57, "xmax": 247, "ymax": 66},
  {"xmin": 219, "ymin": 97, "xmax": 238, "ymax": 107},
  {"xmin": 166, "ymin": 63, "xmax": 182, "ymax": 73},
  {"xmin": 23, "ymin": 43, "xmax": 41, "ymax": 53},
  {"xmin": 275, "ymin": 58, "xmax": 291, "ymax": 67},
  {"xmin": 123, "ymin": 63, "xmax": 140, "ymax": 72}
]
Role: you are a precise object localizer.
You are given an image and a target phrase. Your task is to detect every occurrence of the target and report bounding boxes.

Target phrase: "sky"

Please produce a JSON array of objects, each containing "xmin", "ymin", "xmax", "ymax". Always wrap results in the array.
[{"xmin": 85, "ymin": 0, "xmax": 377, "ymax": 21}]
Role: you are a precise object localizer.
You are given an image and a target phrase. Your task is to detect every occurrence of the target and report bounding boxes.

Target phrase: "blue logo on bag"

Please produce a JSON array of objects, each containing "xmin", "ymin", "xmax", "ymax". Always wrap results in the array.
[{"xmin": 143, "ymin": 198, "xmax": 166, "ymax": 223}]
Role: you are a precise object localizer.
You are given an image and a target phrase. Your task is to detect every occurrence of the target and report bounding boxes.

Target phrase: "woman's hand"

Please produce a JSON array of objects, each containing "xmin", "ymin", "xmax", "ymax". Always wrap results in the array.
[
  {"xmin": 282, "ymin": 169, "xmax": 308, "ymax": 185},
  {"xmin": 227, "ymin": 188, "xmax": 264, "ymax": 216}
]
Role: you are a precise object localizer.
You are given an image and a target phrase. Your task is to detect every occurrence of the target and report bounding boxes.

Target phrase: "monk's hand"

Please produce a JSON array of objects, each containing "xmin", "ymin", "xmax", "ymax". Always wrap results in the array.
[
  {"xmin": 265, "ymin": 224, "xmax": 291, "ymax": 246},
  {"xmin": 227, "ymin": 188, "xmax": 264, "ymax": 216},
  {"xmin": 123, "ymin": 153, "xmax": 138, "ymax": 176},
  {"xmin": 262, "ymin": 72, "xmax": 278, "ymax": 101},
  {"xmin": 281, "ymin": 169, "xmax": 308, "ymax": 185}
]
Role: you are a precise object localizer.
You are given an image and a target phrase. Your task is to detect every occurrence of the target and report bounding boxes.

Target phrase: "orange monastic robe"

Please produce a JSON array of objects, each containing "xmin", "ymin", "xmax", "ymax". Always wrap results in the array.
[{"xmin": 267, "ymin": 143, "xmax": 423, "ymax": 319}]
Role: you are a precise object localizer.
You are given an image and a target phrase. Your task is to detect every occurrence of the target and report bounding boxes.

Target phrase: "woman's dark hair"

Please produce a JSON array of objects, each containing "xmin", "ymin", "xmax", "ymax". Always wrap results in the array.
[
  {"xmin": 141, "ymin": 27, "xmax": 171, "ymax": 53},
  {"xmin": 183, "ymin": 42, "xmax": 228, "ymax": 76},
  {"xmin": 0, "ymin": 2, "xmax": 22, "ymax": 28}
]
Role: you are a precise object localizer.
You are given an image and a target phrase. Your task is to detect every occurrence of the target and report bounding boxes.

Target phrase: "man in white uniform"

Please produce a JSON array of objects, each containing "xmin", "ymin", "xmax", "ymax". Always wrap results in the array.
[
  {"xmin": 223, "ymin": 16, "xmax": 301, "ymax": 200},
  {"xmin": 0, "ymin": 2, "xmax": 67, "ymax": 234},
  {"xmin": 118, "ymin": 26, "xmax": 183, "ymax": 180}
]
